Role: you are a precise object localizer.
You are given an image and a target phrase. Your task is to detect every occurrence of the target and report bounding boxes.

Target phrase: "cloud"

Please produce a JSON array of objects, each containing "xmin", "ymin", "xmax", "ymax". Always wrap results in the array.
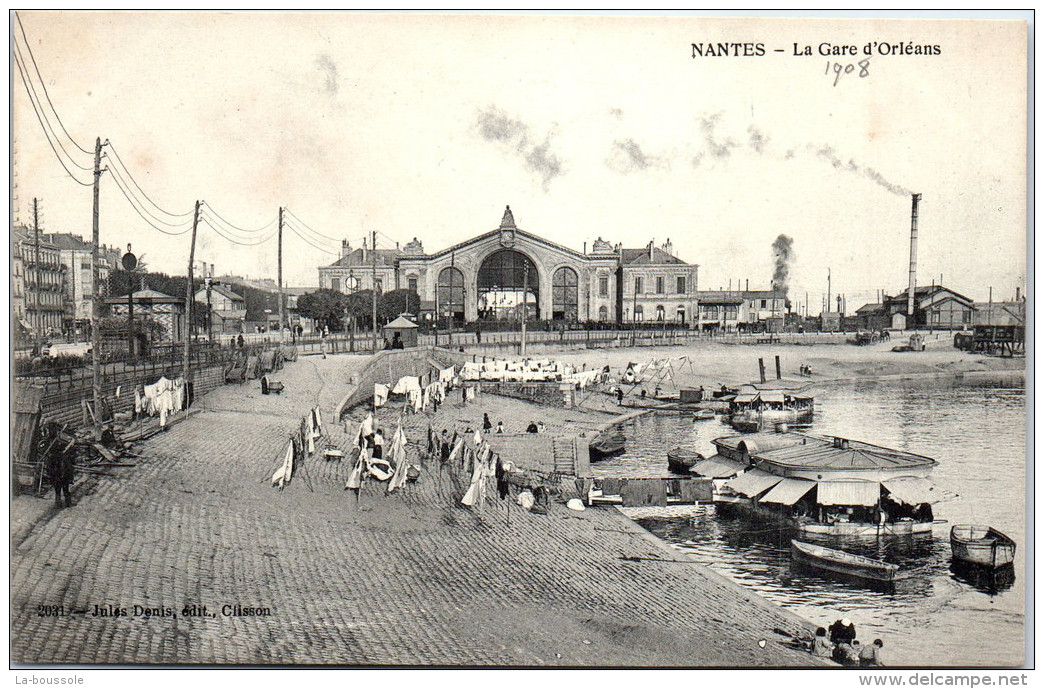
[
  {"xmin": 476, "ymin": 106, "xmax": 564, "ymax": 190},
  {"xmin": 748, "ymin": 125, "xmax": 768, "ymax": 153},
  {"xmin": 700, "ymin": 113, "xmax": 738, "ymax": 159},
  {"xmin": 607, "ymin": 138, "xmax": 654, "ymax": 173}
]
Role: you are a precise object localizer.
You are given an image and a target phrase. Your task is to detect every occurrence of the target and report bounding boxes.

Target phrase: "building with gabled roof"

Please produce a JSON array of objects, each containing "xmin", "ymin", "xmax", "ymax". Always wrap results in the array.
[{"xmin": 316, "ymin": 205, "xmax": 700, "ymax": 326}]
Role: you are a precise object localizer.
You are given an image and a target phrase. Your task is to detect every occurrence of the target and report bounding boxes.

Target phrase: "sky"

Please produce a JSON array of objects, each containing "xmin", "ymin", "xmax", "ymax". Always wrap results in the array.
[{"xmin": 11, "ymin": 12, "xmax": 1029, "ymax": 310}]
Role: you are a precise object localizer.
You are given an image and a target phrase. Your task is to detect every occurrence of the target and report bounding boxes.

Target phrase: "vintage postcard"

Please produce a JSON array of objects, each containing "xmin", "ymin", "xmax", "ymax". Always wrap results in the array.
[{"xmin": 9, "ymin": 11, "xmax": 1029, "ymax": 677}]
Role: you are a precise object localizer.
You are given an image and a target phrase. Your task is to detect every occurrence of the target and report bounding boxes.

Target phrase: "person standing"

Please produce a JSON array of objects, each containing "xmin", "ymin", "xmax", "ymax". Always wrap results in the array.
[
  {"xmin": 372, "ymin": 429, "xmax": 385, "ymax": 459},
  {"xmin": 45, "ymin": 445, "xmax": 74, "ymax": 509},
  {"xmin": 482, "ymin": 413, "xmax": 493, "ymax": 434}
]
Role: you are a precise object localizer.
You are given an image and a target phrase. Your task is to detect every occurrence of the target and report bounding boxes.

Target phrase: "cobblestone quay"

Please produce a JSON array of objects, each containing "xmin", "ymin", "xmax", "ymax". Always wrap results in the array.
[{"xmin": 11, "ymin": 354, "xmax": 818, "ymax": 666}]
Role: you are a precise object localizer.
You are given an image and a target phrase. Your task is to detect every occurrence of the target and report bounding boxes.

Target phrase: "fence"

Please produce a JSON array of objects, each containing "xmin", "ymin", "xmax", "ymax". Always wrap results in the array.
[{"xmin": 16, "ymin": 343, "xmax": 283, "ymax": 429}]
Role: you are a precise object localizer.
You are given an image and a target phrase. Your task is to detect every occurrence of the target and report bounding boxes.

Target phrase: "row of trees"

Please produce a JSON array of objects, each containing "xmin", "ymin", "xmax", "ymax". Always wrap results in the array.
[
  {"xmin": 295, "ymin": 288, "xmax": 420, "ymax": 332},
  {"xmin": 107, "ymin": 270, "xmax": 281, "ymax": 323}
]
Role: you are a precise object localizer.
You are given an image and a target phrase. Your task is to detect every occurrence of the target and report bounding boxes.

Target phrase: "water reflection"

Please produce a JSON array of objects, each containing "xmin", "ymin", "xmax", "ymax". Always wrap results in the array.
[
  {"xmin": 621, "ymin": 375, "xmax": 1025, "ymax": 666},
  {"xmin": 949, "ymin": 561, "xmax": 1017, "ymax": 595}
]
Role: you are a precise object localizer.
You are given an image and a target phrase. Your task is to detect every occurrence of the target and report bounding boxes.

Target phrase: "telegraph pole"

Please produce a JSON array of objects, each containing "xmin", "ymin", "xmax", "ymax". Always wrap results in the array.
[
  {"xmin": 205, "ymin": 271, "xmax": 214, "ymax": 343},
  {"xmin": 371, "ymin": 229, "xmax": 379, "ymax": 352},
  {"xmin": 90, "ymin": 138, "xmax": 103, "ymax": 437},
  {"xmin": 32, "ymin": 197, "xmax": 41, "ymax": 351},
  {"xmin": 182, "ymin": 201, "xmax": 201, "ymax": 388},
  {"xmin": 277, "ymin": 206, "xmax": 285, "ymax": 341}
]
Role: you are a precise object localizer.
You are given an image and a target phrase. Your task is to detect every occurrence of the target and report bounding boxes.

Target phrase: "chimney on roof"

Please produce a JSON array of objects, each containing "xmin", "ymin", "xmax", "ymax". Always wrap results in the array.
[
  {"xmin": 648, "ymin": 240, "xmax": 655, "ymax": 259},
  {"xmin": 661, "ymin": 238, "xmax": 673, "ymax": 257},
  {"xmin": 361, "ymin": 237, "xmax": 367, "ymax": 262},
  {"xmin": 341, "ymin": 238, "xmax": 352, "ymax": 259}
]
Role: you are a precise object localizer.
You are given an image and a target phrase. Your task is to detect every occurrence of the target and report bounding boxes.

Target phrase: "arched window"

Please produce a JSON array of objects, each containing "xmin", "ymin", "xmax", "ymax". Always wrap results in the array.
[
  {"xmin": 598, "ymin": 305, "xmax": 608, "ymax": 322},
  {"xmin": 656, "ymin": 305, "xmax": 665, "ymax": 321},
  {"xmin": 477, "ymin": 250, "xmax": 539, "ymax": 320},
  {"xmin": 437, "ymin": 267, "xmax": 465, "ymax": 324},
  {"xmin": 552, "ymin": 267, "xmax": 579, "ymax": 321},
  {"xmin": 676, "ymin": 306, "xmax": 686, "ymax": 324},
  {"xmin": 634, "ymin": 305, "xmax": 644, "ymax": 322}
]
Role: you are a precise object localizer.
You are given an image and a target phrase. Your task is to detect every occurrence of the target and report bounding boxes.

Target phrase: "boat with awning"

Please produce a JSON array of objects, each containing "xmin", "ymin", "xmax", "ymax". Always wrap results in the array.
[
  {"xmin": 707, "ymin": 430, "xmax": 951, "ymax": 536},
  {"xmin": 728, "ymin": 384, "xmax": 815, "ymax": 432}
]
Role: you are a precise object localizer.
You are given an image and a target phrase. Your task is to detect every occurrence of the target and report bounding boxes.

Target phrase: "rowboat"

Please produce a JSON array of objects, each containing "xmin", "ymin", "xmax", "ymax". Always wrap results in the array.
[
  {"xmin": 693, "ymin": 409, "xmax": 716, "ymax": 421},
  {"xmin": 589, "ymin": 435, "xmax": 626, "ymax": 461},
  {"xmin": 667, "ymin": 447, "xmax": 704, "ymax": 474},
  {"xmin": 950, "ymin": 525, "xmax": 1016, "ymax": 569},
  {"xmin": 790, "ymin": 539, "xmax": 899, "ymax": 583}
]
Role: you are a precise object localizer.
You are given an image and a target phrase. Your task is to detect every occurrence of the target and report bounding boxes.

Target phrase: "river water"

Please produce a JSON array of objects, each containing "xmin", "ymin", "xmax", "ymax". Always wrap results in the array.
[{"xmin": 592, "ymin": 373, "xmax": 1027, "ymax": 667}]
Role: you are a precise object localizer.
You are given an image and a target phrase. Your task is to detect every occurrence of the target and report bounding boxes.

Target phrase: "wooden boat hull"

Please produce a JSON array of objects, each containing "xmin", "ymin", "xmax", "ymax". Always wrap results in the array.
[
  {"xmin": 950, "ymin": 525, "xmax": 1016, "ymax": 568},
  {"xmin": 667, "ymin": 447, "xmax": 703, "ymax": 474},
  {"xmin": 715, "ymin": 498, "xmax": 934, "ymax": 536},
  {"xmin": 791, "ymin": 539, "xmax": 899, "ymax": 582},
  {"xmin": 589, "ymin": 438, "xmax": 626, "ymax": 461}
]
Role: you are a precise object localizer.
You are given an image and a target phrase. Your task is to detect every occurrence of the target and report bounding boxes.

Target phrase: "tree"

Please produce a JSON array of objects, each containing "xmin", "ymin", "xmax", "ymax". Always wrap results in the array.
[
  {"xmin": 379, "ymin": 289, "xmax": 420, "ymax": 323},
  {"xmin": 296, "ymin": 289, "xmax": 350, "ymax": 331}
]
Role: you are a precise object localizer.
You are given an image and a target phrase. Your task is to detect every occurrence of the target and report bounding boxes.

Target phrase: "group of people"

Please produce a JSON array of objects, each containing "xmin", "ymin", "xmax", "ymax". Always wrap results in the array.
[{"xmin": 811, "ymin": 618, "xmax": 884, "ymax": 667}]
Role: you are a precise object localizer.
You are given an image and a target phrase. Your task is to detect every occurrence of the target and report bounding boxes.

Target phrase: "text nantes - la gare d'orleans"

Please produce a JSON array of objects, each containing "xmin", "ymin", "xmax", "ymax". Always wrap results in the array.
[{"xmin": 691, "ymin": 42, "xmax": 942, "ymax": 58}]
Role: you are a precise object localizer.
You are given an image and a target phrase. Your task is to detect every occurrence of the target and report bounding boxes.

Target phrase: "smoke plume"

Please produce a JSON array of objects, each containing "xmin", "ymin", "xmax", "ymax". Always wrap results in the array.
[
  {"xmin": 771, "ymin": 234, "xmax": 794, "ymax": 298},
  {"xmin": 476, "ymin": 106, "xmax": 563, "ymax": 190},
  {"xmin": 814, "ymin": 144, "xmax": 910, "ymax": 196}
]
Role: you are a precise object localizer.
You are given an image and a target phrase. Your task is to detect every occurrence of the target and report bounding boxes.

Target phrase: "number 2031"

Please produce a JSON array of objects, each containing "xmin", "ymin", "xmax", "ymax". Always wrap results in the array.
[{"xmin": 826, "ymin": 59, "xmax": 870, "ymax": 86}]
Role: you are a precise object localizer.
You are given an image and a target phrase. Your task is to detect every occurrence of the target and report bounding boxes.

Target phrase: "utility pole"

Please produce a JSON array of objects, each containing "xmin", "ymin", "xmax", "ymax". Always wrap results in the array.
[
  {"xmin": 182, "ymin": 201, "xmax": 201, "ymax": 388},
  {"xmin": 371, "ymin": 229, "xmax": 378, "ymax": 353},
  {"xmin": 277, "ymin": 206, "xmax": 285, "ymax": 342},
  {"xmin": 90, "ymin": 138, "xmax": 103, "ymax": 437},
  {"xmin": 205, "ymin": 271, "xmax": 214, "ymax": 343},
  {"xmin": 32, "ymin": 197, "xmax": 41, "ymax": 352}
]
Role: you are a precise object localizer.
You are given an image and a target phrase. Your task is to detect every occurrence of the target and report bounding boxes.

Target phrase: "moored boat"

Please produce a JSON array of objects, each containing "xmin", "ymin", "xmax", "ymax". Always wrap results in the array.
[
  {"xmin": 589, "ymin": 434, "xmax": 626, "ymax": 461},
  {"xmin": 667, "ymin": 447, "xmax": 704, "ymax": 474},
  {"xmin": 950, "ymin": 525, "xmax": 1016, "ymax": 569},
  {"xmin": 693, "ymin": 408, "xmax": 716, "ymax": 421},
  {"xmin": 791, "ymin": 539, "xmax": 899, "ymax": 583},
  {"xmin": 729, "ymin": 386, "xmax": 814, "ymax": 432},
  {"xmin": 697, "ymin": 431, "xmax": 950, "ymax": 536}
]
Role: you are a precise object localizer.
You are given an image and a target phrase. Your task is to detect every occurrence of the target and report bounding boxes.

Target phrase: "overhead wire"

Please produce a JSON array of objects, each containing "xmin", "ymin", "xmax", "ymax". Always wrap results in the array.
[
  {"xmin": 103, "ymin": 154, "xmax": 194, "ymax": 230},
  {"xmin": 200, "ymin": 215, "xmax": 279, "ymax": 246},
  {"xmin": 106, "ymin": 163, "xmax": 192, "ymax": 236},
  {"xmin": 281, "ymin": 216, "xmax": 343, "ymax": 251},
  {"xmin": 14, "ymin": 13, "xmax": 91, "ymax": 155},
  {"xmin": 105, "ymin": 143, "xmax": 195, "ymax": 219},
  {"xmin": 201, "ymin": 215, "xmax": 278, "ymax": 248},
  {"xmin": 282, "ymin": 219, "xmax": 341, "ymax": 255},
  {"xmin": 283, "ymin": 207, "xmax": 344, "ymax": 243},
  {"xmin": 12, "ymin": 47, "xmax": 93, "ymax": 186},
  {"xmin": 12, "ymin": 41, "xmax": 91, "ymax": 172},
  {"xmin": 201, "ymin": 201, "xmax": 278, "ymax": 236}
]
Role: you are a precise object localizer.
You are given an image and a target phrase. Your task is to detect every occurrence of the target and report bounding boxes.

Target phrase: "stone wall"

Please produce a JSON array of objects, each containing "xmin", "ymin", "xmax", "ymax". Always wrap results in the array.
[
  {"xmin": 334, "ymin": 346, "xmax": 469, "ymax": 420},
  {"xmin": 40, "ymin": 362, "xmax": 228, "ymax": 428}
]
